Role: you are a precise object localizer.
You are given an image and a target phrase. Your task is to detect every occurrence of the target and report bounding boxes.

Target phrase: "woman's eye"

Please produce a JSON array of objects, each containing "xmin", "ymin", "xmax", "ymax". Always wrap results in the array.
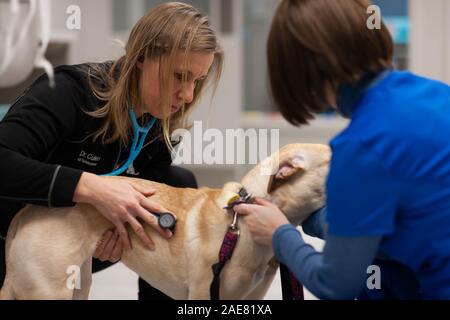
[
  {"xmin": 174, "ymin": 73, "xmax": 183, "ymax": 81},
  {"xmin": 194, "ymin": 78, "xmax": 204, "ymax": 86}
]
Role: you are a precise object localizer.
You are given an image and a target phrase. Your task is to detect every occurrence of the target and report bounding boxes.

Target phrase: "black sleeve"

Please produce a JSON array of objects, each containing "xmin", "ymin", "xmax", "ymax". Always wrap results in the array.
[{"xmin": 0, "ymin": 73, "xmax": 85, "ymax": 207}]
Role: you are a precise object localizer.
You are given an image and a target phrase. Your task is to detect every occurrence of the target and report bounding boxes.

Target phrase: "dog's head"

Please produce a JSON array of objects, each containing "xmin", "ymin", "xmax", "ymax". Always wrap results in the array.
[{"xmin": 239, "ymin": 143, "xmax": 330, "ymax": 225}]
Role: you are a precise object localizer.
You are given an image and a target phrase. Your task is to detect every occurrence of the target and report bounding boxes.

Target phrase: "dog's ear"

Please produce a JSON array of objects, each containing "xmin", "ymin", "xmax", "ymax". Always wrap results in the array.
[{"xmin": 267, "ymin": 154, "xmax": 307, "ymax": 194}]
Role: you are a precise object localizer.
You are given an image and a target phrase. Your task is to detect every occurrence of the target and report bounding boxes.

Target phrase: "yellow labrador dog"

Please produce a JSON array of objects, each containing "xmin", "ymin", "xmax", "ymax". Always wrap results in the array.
[{"xmin": 0, "ymin": 143, "xmax": 330, "ymax": 300}]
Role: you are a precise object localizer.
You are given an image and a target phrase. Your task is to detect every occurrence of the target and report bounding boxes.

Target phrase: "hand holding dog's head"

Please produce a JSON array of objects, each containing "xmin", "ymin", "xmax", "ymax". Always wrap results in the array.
[{"xmin": 241, "ymin": 143, "xmax": 330, "ymax": 225}]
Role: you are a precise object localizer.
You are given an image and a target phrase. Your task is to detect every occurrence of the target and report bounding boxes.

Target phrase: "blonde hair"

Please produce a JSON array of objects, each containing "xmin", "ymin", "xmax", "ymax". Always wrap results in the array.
[{"xmin": 87, "ymin": 2, "xmax": 223, "ymax": 148}]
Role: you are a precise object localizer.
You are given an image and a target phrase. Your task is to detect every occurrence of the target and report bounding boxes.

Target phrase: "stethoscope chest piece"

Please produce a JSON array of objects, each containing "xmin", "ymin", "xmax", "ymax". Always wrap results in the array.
[{"xmin": 158, "ymin": 212, "xmax": 176, "ymax": 231}]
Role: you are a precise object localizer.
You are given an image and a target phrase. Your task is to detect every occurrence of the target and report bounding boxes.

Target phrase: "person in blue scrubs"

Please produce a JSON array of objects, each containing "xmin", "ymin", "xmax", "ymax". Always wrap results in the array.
[{"xmin": 234, "ymin": 0, "xmax": 450, "ymax": 299}]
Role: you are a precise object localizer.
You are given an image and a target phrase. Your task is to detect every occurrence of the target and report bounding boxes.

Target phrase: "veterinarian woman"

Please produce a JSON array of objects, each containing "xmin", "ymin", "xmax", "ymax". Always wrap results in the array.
[
  {"xmin": 234, "ymin": 0, "xmax": 450, "ymax": 300},
  {"xmin": 0, "ymin": 2, "xmax": 222, "ymax": 300}
]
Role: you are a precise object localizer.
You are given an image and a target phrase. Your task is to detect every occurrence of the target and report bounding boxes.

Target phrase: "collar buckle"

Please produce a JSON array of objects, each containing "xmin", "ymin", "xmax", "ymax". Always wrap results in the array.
[{"xmin": 223, "ymin": 187, "xmax": 253, "ymax": 211}]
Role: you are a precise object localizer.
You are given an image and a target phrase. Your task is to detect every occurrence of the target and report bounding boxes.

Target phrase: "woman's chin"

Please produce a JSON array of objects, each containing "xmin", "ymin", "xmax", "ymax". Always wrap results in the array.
[
  {"xmin": 147, "ymin": 110, "xmax": 165, "ymax": 120},
  {"xmin": 152, "ymin": 114, "xmax": 165, "ymax": 120},
  {"xmin": 145, "ymin": 107, "xmax": 179, "ymax": 120}
]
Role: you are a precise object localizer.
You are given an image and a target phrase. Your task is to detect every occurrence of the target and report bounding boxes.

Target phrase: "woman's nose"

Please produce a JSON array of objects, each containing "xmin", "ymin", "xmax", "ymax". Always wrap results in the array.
[{"xmin": 179, "ymin": 82, "xmax": 195, "ymax": 104}]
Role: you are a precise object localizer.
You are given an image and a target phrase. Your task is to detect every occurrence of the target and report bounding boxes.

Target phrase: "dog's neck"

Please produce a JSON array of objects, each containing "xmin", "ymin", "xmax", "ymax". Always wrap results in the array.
[
  {"xmin": 238, "ymin": 179, "xmax": 306, "ymax": 226},
  {"xmin": 211, "ymin": 181, "xmax": 279, "ymax": 278},
  {"xmin": 216, "ymin": 181, "xmax": 271, "ymax": 208}
]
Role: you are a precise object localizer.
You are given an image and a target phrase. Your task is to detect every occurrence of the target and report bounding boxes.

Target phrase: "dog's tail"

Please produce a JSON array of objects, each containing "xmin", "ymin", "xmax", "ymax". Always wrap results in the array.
[{"xmin": 0, "ymin": 276, "xmax": 15, "ymax": 300}]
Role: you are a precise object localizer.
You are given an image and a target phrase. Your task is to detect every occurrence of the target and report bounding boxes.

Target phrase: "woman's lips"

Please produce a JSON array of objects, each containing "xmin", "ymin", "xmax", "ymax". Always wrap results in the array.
[{"xmin": 171, "ymin": 105, "xmax": 181, "ymax": 113}]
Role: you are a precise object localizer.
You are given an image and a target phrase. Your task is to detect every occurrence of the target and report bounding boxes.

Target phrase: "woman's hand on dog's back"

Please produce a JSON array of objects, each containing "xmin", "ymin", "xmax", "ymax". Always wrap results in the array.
[{"xmin": 73, "ymin": 172, "xmax": 174, "ymax": 252}]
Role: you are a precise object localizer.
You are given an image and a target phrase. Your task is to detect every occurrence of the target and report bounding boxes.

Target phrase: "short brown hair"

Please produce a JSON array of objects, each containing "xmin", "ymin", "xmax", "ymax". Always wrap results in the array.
[{"xmin": 267, "ymin": 0, "xmax": 393, "ymax": 125}]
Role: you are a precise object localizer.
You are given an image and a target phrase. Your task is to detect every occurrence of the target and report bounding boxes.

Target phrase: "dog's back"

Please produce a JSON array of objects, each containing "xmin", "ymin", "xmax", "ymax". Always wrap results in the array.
[{"xmin": 1, "ymin": 144, "xmax": 330, "ymax": 300}]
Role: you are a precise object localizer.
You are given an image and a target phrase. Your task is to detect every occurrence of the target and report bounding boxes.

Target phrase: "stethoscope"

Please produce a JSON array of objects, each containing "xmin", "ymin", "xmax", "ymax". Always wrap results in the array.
[
  {"xmin": 100, "ymin": 108, "xmax": 176, "ymax": 231},
  {"xmin": 101, "ymin": 108, "xmax": 156, "ymax": 177}
]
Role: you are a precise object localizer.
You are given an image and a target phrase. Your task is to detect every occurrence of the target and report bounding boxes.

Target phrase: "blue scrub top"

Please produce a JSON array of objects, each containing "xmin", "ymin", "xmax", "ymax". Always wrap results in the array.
[{"xmin": 327, "ymin": 70, "xmax": 450, "ymax": 299}]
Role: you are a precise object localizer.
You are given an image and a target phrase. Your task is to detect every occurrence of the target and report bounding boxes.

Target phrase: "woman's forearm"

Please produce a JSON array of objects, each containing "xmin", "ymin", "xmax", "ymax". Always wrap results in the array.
[
  {"xmin": 273, "ymin": 224, "xmax": 381, "ymax": 300},
  {"xmin": 302, "ymin": 206, "xmax": 328, "ymax": 239},
  {"xmin": 0, "ymin": 147, "xmax": 83, "ymax": 207}
]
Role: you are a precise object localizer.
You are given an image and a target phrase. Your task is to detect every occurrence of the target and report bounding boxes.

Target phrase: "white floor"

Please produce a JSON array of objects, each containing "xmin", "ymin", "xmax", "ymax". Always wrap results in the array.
[{"xmin": 89, "ymin": 230, "xmax": 324, "ymax": 300}]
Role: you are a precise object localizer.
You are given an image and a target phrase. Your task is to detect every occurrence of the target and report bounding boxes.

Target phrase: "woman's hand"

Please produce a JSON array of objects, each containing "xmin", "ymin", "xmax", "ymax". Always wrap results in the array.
[
  {"xmin": 234, "ymin": 198, "xmax": 290, "ymax": 246},
  {"xmin": 93, "ymin": 229, "xmax": 123, "ymax": 263},
  {"xmin": 73, "ymin": 172, "xmax": 175, "ymax": 251}
]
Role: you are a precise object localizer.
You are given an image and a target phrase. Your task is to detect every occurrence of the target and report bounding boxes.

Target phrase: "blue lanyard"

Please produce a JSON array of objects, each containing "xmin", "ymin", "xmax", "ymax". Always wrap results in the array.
[{"xmin": 101, "ymin": 109, "xmax": 156, "ymax": 176}]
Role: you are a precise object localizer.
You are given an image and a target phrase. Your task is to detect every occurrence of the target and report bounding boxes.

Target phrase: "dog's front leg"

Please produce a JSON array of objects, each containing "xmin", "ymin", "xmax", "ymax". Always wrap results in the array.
[
  {"xmin": 243, "ymin": 259, "xmax": 279, "ymax": 300},
  {"xmin": 188, "ymin": 279, "xmax": 213, "ymax": 300},
  {"xmin": 187, "ymin": 264, "xmax": 215, "ymax": 300}
]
